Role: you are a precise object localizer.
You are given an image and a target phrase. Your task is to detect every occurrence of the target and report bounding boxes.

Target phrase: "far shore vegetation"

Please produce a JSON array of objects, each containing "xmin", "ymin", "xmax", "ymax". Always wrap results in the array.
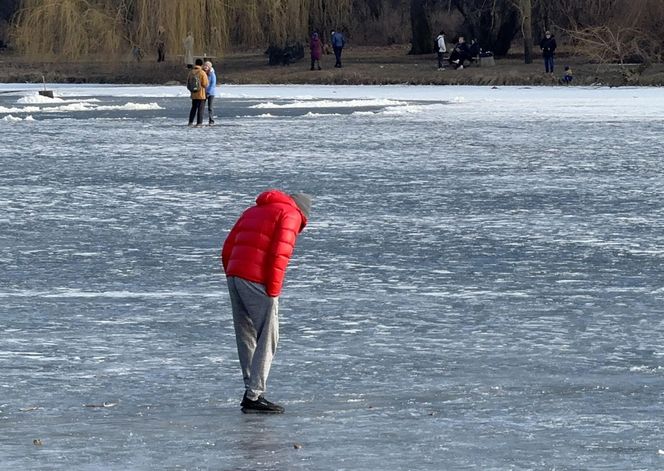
[{"xmin": 1, "ymin": 0, "xmax": 663, "ymax": 86}]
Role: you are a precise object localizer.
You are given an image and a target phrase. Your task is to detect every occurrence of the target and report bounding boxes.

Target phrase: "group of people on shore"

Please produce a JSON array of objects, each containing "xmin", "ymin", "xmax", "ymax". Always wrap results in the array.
[
  {"xmin": 308, "ymin": 29, "xmax": 346, "ymax": 70},
  {"xmin": 435, "ymin": 32, "xmax": 480, "ymax": 70},
  {"xmin": 435, "ymin": 29, "xmax": 572, "ymax": 83},
  {"xmin": 187, "ymin": 58, "xmax": 216, "ymax": 127}
]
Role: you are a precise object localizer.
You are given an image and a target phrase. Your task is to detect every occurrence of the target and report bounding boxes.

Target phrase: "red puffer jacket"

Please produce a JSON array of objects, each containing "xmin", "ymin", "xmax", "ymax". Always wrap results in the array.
[{"xmin": 221, "ymin": 190, "xmax": 307, "ymax": 297}]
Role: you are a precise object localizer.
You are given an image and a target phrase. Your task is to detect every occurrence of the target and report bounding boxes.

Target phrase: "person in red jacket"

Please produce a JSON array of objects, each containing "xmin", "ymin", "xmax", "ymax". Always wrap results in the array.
[{"xmin": 221, "ymin": 189, "xmax": 311, "ymax": 413}]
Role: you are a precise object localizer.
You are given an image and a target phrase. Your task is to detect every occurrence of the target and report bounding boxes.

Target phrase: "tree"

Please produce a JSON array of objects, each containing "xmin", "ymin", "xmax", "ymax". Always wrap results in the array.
[
  {"xmin": 409, "ymin": 0, "xmax": 433, "ymax": 54},
  {"xmin": 513, "ymin": 0, "xmax": 533, "ymax": 63},
  {"xmin": 451, "ymin": 0, "xmax": 520, "ymax": 56},
  {"xmin": 558, "ymin": 0, "xmax": 664, "ymax": 65}
]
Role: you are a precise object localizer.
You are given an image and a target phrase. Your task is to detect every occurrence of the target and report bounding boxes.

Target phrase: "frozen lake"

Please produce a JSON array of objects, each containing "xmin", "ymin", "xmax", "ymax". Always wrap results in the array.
[{"xmin": 1, "ymin": 83, "xmax": 664, "ymax": 470}]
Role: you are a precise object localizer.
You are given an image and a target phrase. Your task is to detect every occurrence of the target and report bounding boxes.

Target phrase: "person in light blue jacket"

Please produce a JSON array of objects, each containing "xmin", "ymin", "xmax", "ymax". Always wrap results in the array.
[{"xmin": 203, "ymin": 61, "xmax": 217, "ymax": 125}]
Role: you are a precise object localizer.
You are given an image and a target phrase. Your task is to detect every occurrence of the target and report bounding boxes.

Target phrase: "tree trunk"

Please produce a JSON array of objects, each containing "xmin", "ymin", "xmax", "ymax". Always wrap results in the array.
[
  {"xmin": 453, "ymin": 0, "xmax": 519, "ymax": 56},
  {"xmin": 409, "ymin": 0, "xmax": 433, "ymax": 54},
  {"xmin": 521, "ymin": 0, "xmax": 533, "ymax": 63}
]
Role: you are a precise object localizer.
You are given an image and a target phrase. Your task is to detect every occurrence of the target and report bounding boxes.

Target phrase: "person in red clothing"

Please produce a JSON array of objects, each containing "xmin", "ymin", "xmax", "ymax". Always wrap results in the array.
[
  {"xmin": 309, "ymin": 31, "xmax": 322, "ymax": 71},
  {"xmin": 221, "ymin": 189, "xmax": 312, "ymax": 413}
]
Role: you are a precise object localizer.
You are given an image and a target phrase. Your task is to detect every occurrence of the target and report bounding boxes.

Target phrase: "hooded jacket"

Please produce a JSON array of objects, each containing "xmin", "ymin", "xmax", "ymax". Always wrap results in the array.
[
  {"xmin": 436, "ymin": 34, "xmax": 447, "ymax": 53},
  {"xmin": 221, "ymin": 190, "xmax": 308, "ymax": 297},
  {"xmin": 206, "ymin": 67, "xmax": 216, "ymax": 97},
  {"xmin": 189, "ymin": 65, "xmax": 209, "ymax": 100},
  {"xmin": 310, "ymin": 34, "xmax": 323, "ymax": 60}
]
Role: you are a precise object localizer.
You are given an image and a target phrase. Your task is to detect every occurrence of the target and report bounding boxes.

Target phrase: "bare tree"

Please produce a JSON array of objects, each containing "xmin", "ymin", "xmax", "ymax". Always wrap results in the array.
[
  {"xmin": 511, "ymin": 0, "xmax": 533, "ymax": 63},
  {"xmin": 567, "ymin": 25, "xmax": 642, "ymax": 66},
  {"xmin": 560, "ymin": 0, "xmax": 664, "ymax": 66}
]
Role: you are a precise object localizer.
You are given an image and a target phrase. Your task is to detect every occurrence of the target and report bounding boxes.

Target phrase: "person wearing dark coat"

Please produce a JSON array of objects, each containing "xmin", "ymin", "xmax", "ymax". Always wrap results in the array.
[
  {"xmin": 469, "ymin": 39, "xmax": 480, "ymax": 62},
  {"xmin": 540, "ymin": 30, "xmax": 557, "ymax": 73},
  {"xmin": 449, "ymin": 36, "xmax": 471, "ymax": 70}
]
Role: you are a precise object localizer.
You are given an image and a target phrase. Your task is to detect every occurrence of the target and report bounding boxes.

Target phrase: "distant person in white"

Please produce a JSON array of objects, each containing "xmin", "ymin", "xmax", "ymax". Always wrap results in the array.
[
  {"xmin": 183, "ymin": 32, "xmax": 194, "ymax": 69},
  {"xmin": 436, "ymin": 30, "xmax": 447, "ymax": 70}
]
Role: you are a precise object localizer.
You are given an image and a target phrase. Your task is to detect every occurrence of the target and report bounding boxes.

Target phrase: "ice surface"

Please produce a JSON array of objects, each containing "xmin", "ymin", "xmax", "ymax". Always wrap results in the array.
[{"xmin": 1, "ymin": 84, "xmax": 664, "ymax": 470}]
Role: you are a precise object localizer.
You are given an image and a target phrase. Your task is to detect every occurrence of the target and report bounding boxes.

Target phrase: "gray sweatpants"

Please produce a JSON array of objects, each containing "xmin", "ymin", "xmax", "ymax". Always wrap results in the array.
[{"xmin": 226, "ymin": 276, "xmax": 279, "ymax": 400}]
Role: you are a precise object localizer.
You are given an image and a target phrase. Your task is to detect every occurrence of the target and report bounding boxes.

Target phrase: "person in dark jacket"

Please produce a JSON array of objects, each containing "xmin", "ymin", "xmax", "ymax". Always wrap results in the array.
[
  {"xmin": 156, "ymin": 27, "xmax": 166, "ymax": 62},
  {"xmin": 540, "ymin": 30, "xmax": 557, "ymax": 74},
  {"xmin": 468, "ymin": 38, "xmax": 480, "ymax": 63},
  {"xmin": 331, "ymin": 29, "xmax": 346, "ymax": 68},
  {"xmin": 221, "ymin": 190, "xmax": 312, "ymax": 414},
  {"xmin": 449, "ymin": 36, "xmax": 471, "ymax": 70},
  {"xmin": 310, "ymin": 32, "xmax": 323, "ymax": 70}
]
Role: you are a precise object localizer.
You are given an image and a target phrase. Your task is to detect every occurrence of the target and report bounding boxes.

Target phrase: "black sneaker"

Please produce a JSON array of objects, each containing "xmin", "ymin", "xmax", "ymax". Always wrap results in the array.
[{"xmin": 241, "ymin": 393, "xmax": 285, "ymax": 414}]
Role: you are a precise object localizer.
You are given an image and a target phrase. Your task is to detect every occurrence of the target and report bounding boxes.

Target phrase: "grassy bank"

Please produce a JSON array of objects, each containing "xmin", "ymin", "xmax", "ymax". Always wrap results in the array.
[{"xmin": 2, "ymin": 45, "xmax": 664, "ymax": 87}]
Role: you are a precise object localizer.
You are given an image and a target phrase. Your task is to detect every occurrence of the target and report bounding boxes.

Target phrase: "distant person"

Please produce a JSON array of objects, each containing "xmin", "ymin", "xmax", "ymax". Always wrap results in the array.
[
  {"xmin": 469, "ymin": 38, "xmax": 480, "ymax": 63},
  {"xmin": 540, "ymin": 30, "xmax": 557, "ymax": 74},
  {"xmin": 203, "ymin": 60, "xmax": 217, "ymax": 125},
  {"xmin": 331, "ymin": 29, "xmax": 346, "ymax": 68},
  {"xmin": 561, "ymin": 65, "xmax": 573, "ymax": 85},
  {"xmin": 310, "ymin": 32, "xmax": 323, "ymax": 70},
  {"xmin": 221, "ymin": 190, "xmax": 312, "ymax": 414},
  {"xmin": 435, "ymin": 30, "xmax": 447, "ymax": 70},
  {"xmin": 183, "ymin": 32, "xmax": 194, "ymax": 68},
  {"xmin": 187, "ymin": 58, "xmax": 209, "ymax": 127},
  {"xmin": 131, "ymin": 45, "xmax": 143, "ymax": 62},
  {"xmin": 156, "ymin": 28, "xmax": 166, "ymax": 62},
  {"xmin": 449, "ymin": 36, "xmax": 470, "ymax": 70}
]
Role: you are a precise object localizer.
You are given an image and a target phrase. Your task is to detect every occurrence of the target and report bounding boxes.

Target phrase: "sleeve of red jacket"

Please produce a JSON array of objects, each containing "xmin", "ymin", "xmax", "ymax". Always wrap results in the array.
[
  {"xmin": 221, "ymin": 223, "xmax": 239, "ymax": 272},
  {"xmin": 265, "ymin": 210, "xmax": 302, "ymax": 297}
]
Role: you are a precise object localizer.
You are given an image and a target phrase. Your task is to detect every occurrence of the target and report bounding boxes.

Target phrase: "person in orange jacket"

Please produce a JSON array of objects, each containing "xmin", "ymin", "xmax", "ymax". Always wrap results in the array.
[
  {"xmin": 221, "ymin": 189, "xmax": 312, "ymax": 413},
  {"xmin": 187, "ymin": 58, "xmax": 209, "ymax": 127}
]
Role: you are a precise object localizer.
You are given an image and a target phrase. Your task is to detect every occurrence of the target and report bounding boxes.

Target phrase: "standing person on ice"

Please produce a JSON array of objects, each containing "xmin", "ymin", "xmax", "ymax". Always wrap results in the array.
[
  {"xmin": 203, "ymin": 60, "xmax": 216, "ymax": 125},
  {"xmin": 221, "ymin": 190, "xmax": 312, "ymax": 414},
  {"xmin": 187, "ymin": 58, "xmax": 209, "ymax": 127}
]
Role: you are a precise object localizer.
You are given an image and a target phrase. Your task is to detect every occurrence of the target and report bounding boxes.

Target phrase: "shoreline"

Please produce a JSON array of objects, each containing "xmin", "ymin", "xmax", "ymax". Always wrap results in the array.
[{"xmin": 2, "ymin": 46, "xmax": 664, "ymax": 87}]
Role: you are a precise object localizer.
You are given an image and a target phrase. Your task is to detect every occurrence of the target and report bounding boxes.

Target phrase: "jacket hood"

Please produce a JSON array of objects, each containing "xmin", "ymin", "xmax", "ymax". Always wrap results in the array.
[{"xmin": 256, "ymin": 189, "xmax": 309, "ymax": 228}]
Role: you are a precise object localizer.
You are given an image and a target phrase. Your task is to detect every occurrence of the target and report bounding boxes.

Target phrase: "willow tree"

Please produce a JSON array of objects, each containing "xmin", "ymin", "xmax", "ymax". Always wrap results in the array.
[
  {"xmin": 11, "ymin": 0, "xmax": 352, "ymax": 58},
  {"xmin": 308, "ymin": 0, "xmax": 352, "ymax": 37},
  {"xmin": 12, "ymin": 0, "xmax": 125, "ymax": 58},
  {"xmin": 126, "ymin": 0, "xmax": 229, "ymax": 57}
]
